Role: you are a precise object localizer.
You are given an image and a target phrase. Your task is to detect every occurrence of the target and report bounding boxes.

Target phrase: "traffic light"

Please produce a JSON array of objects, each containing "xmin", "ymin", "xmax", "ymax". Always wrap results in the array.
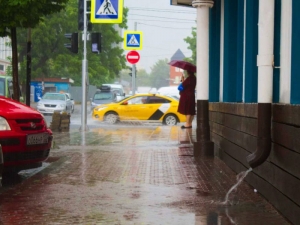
[
  {"xmin": 128, "ymin": 68, "xmax": 137, "ymax": 77},
  {"xmin": 129, "ymin": 68, "xmax": 132, "ymax": 77},
  {"xmin": 78, "ymin": 0, "xmax": 92, "ymax": 31},
  {"xmin": 64, "ymin": 33, "xmax": 78, "ymax": 53},
  {"xmin": 91, "ymin": 33, "xmax": 102, "ymax": 53}
]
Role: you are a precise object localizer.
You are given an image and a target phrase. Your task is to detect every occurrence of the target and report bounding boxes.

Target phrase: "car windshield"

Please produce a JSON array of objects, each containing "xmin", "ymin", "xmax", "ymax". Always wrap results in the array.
[
  {"xmin": 93, "ymin": 92, "xmax": 114, "ymax": 100},
  {"xmin": 42, "ymin": 93, "xmax": 65, "ymax": 101}
]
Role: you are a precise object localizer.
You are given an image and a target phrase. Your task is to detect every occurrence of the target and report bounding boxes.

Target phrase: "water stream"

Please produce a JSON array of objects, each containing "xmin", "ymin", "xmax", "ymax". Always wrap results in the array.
[{"xmin": 221, "ymin": 167, "xmax": 253, "ymax": 205}]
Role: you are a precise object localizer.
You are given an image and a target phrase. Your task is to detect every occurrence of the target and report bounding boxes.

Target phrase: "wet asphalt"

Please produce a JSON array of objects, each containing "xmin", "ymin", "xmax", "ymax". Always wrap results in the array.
[{"xmin": 0, "ymin": 104, "xmax": 292, "ymax": 224}]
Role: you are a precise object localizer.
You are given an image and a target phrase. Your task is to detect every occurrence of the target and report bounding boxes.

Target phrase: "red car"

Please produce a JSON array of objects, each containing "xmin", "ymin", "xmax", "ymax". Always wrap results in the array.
[{"xmin": 0, "ymin": 96, "xmax": 53, "ymax": 174}]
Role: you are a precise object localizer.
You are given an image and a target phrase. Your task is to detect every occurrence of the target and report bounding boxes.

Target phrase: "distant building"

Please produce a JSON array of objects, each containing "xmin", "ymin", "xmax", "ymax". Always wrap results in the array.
[{"xmin": 169, "ymin": 49, "xmax": 185, "ymax": 86}]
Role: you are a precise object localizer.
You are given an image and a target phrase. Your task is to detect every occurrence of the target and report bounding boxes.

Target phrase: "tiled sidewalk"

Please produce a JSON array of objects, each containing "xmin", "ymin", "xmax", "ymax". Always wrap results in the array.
[{"xmin": 0, "ymin": 125, "xmax": 291, "ymax": 224}]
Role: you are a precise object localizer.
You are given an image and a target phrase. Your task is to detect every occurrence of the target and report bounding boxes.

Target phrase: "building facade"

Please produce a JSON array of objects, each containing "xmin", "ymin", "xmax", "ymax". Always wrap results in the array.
[
  {"xmin": 171, "ymin": 0, "xmax": 300, "ymax": 224},
  {"xmin": 169, "ymin": 49, "xmax": 185, "ymax": 86}
]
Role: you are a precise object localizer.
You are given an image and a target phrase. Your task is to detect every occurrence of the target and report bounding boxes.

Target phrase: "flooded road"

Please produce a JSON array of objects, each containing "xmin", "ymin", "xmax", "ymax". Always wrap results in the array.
[{"xmin": 0, "ymin": 104, "xmax": 292, "ymax": 224}]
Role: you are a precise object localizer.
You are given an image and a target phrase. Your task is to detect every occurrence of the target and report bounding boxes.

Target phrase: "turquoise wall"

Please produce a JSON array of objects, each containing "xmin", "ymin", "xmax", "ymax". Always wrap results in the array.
[
  {"xmin": 209, "ymin": 0, "xmax": 221, "ymax": 102},
  {"xmin": 291, "ymin": 0, "xmax": 300, "ymax": 104}
]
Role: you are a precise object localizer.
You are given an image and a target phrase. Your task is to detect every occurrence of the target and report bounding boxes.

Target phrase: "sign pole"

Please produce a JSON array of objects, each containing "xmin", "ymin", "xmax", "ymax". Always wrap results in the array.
[
  {"xmin": 131, "ymin": 22, "xmax": 137, "ymax": 95},
  {"xmin": 80, "ymin": 0, "xmax": 89, "ymax": 131}
]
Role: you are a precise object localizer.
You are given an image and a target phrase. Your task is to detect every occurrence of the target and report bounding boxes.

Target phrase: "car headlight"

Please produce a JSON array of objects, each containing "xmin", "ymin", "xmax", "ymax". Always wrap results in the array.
[
  {"xmin": 96, "ymin": 106, "xmax": 107, "ymax": 111},
  {"xmin": 91, "ymin": 102, "xmax": 97, "ymax": 106},
  {"xmin": 0, "ymin": 116, "xmax": 11, "ymax": 131},
  {"xmin": 59, "ymin": 104, "xmax": 66, "ymax": 108},
  {"xmin": 37, "ymin": 102, "xmax": 43, "ymax": 107}
]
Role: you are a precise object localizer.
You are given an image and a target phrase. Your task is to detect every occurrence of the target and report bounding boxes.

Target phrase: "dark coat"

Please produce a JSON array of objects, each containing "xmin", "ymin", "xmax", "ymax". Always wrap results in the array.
[{"xmin": 177, "ymin": 74, "xmax": 196, "ymax": 115}]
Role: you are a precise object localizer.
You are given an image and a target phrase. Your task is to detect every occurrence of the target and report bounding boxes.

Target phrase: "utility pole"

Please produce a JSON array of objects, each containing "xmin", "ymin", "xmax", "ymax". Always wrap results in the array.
[
  {"xmin": 80, "ymin": 0, "xmax": 89, "ymax": 131},
  {"xmin": 26, "ymin": 28, "xmax": 31, "ymax": 106},
  {"xmin": 131, "ymin": 22, "xmax": 137, "ymax": 95}
]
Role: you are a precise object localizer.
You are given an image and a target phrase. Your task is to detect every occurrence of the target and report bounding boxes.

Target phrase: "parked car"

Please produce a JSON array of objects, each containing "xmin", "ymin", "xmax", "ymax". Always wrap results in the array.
[
  {"xmin": 65, "ymin": 93, "xmax": 75, "ymax": 113},
  {"xmin": 102, "ymin": 83, "xmax": 126, "ymax": 101},
  {"xmin": 0, "ymin": 144, "xmax": 3, "ymax": 179},
  {"xmin": 0, "ymin": 96, "xmax": 53, "ymax": 174},
  {"xmin": 0, "ymin": 75, "xmax": 24, "ymax": 102},
  {"xmin": 92, "ymin": 93, "xmax": 186, "ymax": 125},
  {"xmin": 90, "ymin": 85, "xmax": 118, "ymax": 112},
  {"xmin": 157, "ymin": 86, "xmax": 180, "ymax": 99},
  {"xmin": 37, "ymin": 92, "xmax": 73, "ymax": 115}
]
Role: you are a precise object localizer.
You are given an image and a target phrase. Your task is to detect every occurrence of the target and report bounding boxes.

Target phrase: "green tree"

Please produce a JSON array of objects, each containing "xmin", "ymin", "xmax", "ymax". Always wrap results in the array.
[
  {"xmin": 119, "ymin": 68, "xmax": 150, "ymax": 90},
  {"xmin": 149, "ymin": 59, "xmax": 170, "ymax": 89},
  {"xmin": 0, "ymin": 0, "xmax": 68, "ymax": 101},
  {"xmin": 136, "ymin": 69, "xmax": 150, "ymax": 87},
  {"xmin": 184, "ymin": 27, "xmax": 196, "ymax": 64},
  {"xmin": 16, "ymin": 0, "xmax": 128, "ymax": 87}
]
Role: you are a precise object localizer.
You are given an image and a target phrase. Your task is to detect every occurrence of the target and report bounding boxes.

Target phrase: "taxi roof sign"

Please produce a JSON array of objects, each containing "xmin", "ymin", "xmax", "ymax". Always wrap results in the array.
[
  {"xmin": 91, "ymin": 0, "xmax": 123, "ymax": 23},
  {"xmin": 123, "ymin": 31, "xmax": 143, "ymax": 50}
]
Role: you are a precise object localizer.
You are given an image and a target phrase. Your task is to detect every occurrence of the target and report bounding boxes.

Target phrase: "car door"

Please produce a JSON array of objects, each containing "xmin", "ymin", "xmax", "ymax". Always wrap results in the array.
[
  {"xmin": 145, "ymin": 96, "xmax": 172, "ymax": 121},
  {"xmin": 119, "ymin": 96, "xmax": 149, "ymax": 121},
  {"xmin": 64, "ymin": 94, "xmax": 72, "ymax": 112}
]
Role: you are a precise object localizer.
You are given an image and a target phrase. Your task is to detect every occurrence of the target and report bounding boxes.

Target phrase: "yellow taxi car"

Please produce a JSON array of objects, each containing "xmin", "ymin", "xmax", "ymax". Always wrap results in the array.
[{"xmin": 92, "ymin": 93, "xmax": 186, "ymax": 125}]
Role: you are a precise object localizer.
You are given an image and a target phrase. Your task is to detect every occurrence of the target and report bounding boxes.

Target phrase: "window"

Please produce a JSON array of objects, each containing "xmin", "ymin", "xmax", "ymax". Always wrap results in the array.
[
  {"xmin": 93, "ymin": 92, "xmax": 114, "ymax": 100},
  {"xmin": 127, "ymin": 96, "xmax": 147, "ymax": 104},
  {"xmin": 147, "ymin": 96, "xmax": 170, "ymax": 104}
]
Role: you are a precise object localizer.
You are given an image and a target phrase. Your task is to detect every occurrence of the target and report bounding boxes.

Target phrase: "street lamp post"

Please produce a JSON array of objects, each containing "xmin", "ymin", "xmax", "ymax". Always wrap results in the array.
[{"xmin": 80, "ymin": 0, "xmax": 89, "ymax": 131}]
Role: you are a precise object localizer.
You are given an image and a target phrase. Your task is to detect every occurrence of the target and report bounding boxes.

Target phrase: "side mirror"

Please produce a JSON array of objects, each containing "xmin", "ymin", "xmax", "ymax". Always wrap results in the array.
[{"xmin": 122, "ymin": 101, "xmax": 128, "ymax": 105}]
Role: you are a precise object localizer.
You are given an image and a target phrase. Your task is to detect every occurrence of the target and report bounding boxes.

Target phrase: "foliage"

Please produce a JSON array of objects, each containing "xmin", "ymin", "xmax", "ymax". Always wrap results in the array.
[
  {"xmin": 17, "ymin": 0, "xmax": 128, "ymax": 87},
  {"xmin": 0, "ymin": 0, "xmax": 68, "ymax": 37},
  {"xmin": 136, "ymin": 68, "xmax": 150, "ymax": 87},
  {"xmin": 149, "ymin": 59, "xmax": 170, "ymax": 89},
  {"xmin": 184, "ymin": 27, "xmax": 196, "ymax": 64},
  {"xmin": 119, "ymin": 68, "xmax": 150, "ymax": 90},
  {"xmin": 0, "ymin": 0, "xmax": 68, "ymax": 101}
]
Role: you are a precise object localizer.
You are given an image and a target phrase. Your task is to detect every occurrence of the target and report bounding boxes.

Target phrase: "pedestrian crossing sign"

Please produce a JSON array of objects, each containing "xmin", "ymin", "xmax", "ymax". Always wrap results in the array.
[
  {"xmin": 123, "ymin": 31, "xmax": 143, "ymax": 50},
  {"xmin": 91, "ymin": 0, "xmax": 123, "ymax": 23}
]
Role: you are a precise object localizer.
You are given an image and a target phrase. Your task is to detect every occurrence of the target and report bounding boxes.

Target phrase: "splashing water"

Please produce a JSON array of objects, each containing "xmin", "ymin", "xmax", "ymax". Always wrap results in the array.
[{"xmin": 221, "ymin": 167, "xmax": 253, "ymax": 205}]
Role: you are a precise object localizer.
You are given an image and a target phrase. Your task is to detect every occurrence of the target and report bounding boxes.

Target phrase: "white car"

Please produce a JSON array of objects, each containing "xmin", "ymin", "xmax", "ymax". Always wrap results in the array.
[
  {"xmin": 157, "ymin": 86, "xmax": 180, "ymax": 99},
  {"xmin": 65, "ymin": 93, "xmax": 75, "ymax": 113},
  {"xmin": 37, "ymin": 92, "xmax": 73, "ymax": 115},
  {"xmin": 102, "ymin": 83, "xmax": 126, "ymax": 101}
]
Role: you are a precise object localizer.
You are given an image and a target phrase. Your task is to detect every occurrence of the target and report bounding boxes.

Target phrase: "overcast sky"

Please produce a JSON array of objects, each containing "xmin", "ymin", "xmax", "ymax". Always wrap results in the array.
[{"xmin": 123, "ymin": 0, "xmax": 196, "ymax": 73}]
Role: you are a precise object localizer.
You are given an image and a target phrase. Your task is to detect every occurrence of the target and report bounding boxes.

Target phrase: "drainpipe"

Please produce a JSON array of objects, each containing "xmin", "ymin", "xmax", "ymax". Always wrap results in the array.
[
  {"xmin": 192, "ymin": 0, "xmax": 214, "ymax": 157},
  {"xmin": 247, "ymin": 0, "xmax": 274, "ymax": 168}
]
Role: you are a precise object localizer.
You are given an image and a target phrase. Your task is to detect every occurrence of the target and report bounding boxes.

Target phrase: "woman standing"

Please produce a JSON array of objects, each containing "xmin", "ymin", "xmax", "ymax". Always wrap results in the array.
[{"xmin": 177, "ymin": 70, "xmax": 196, "ymax": 129}]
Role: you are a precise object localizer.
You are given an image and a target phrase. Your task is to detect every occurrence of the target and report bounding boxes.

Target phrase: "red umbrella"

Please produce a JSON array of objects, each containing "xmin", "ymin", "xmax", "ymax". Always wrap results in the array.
[{"xmin": 168, "ymin": 60, "xmax": 196, "ymax": 73}]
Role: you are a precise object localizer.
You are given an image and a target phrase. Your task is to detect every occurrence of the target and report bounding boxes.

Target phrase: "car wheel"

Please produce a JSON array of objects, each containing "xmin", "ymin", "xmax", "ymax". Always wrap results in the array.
[
  {"xmin": 104, "ymin": 112, "xmax": 119, "ymax": 124},
  {"xmin": 163, "ymin": 114, "xmax": 178, "ymax": 126}
]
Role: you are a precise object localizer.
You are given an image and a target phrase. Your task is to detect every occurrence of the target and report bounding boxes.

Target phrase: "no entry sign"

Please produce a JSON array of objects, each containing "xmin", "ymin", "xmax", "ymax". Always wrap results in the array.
[{"xmin": 126, "ymin": 51, "xmax": 140, "ymax": 64}]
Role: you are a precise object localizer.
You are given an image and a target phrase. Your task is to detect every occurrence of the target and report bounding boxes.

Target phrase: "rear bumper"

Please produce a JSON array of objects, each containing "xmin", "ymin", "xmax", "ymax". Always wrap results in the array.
[
  {"xmin": 0, "ymin": 131, "xmax": 52, "ymax": 172},
  {"xmin": 0, "ymin": 145, "xmax": 3, "ymax": 178}
]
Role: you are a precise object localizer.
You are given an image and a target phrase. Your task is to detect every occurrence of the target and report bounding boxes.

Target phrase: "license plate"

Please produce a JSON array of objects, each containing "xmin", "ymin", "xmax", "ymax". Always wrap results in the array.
[{"xmin": 27, "ymin": 133, "xmax": 49, "ymax": 145}]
